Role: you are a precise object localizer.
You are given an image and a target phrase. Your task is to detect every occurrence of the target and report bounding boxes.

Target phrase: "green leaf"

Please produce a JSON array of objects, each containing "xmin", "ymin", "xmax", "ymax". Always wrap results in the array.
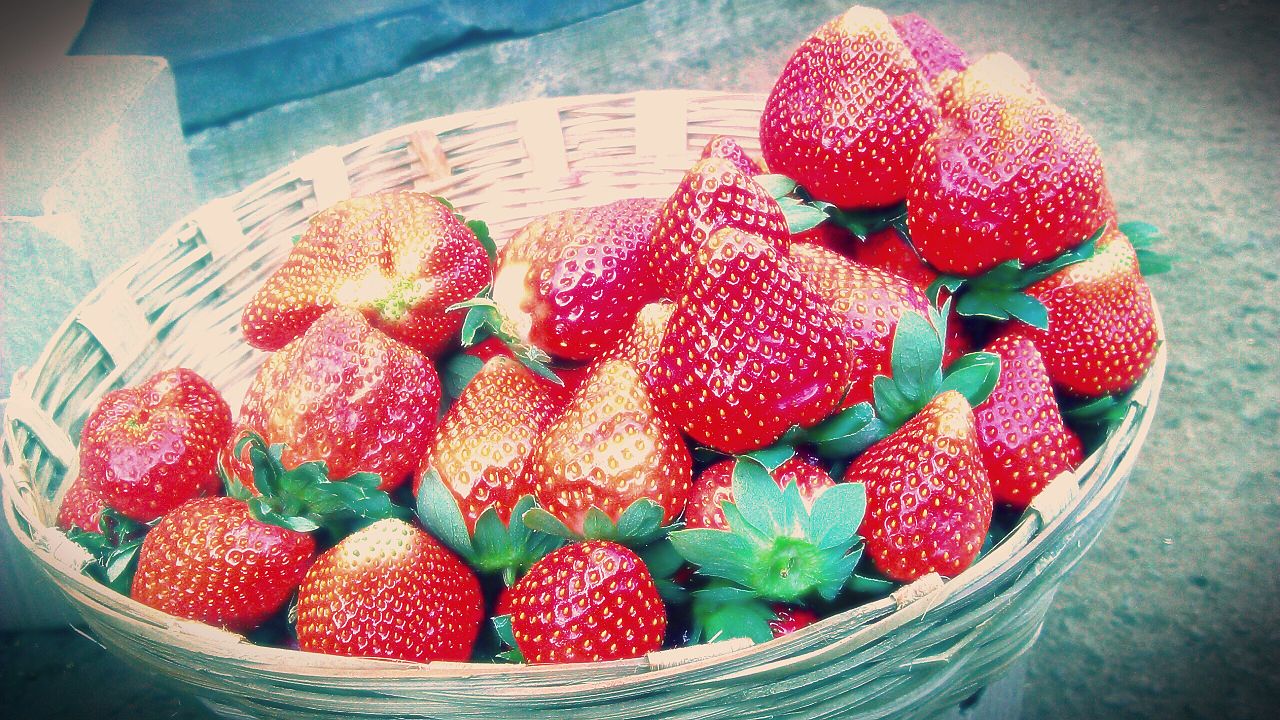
[
  {"xmin": 692, "ymin": 584, "xmax": 760, "ymax": 604},
  {"xmin": 828, "ymin": 202, "xmax": 908, "ymax": 240},
  {"xmin": 513, "ymin": 349, "xmax": 565, "ymax": 387},
  {"xmin": 810, "ymin": 416, "xmax": 889, "ymax": 461},
  {"xmin": 782, "ymin": 204, "xmax": 829, "ymax": 234},
  {"xmin": 491, "ymin": 614, "xmax": 526, "ymax": 663},
  {"xmin": 956, "ymin": 290, "xmax": 1014, "ymax": 321},
  {"xmin": 730, "ymin": 460, "xmax": 785, "ymax": 533},
  {"xmin": 1135, "ymin": 248, "xmax": 1175, "ymax": 275},
  {"xmin": 806, "ymin": 483, "xmax": 865, "ymax": 551},
  {"xmin": 693, "ymin": 596, "xmax": 775, "ymax": 644},
  {"xmin": 668, "ymin": 529, "xmax": 758, "ymax": 588},
  {"xmin": 939, "ymin": 352, "xmax": 1001, "ymax": 408},
  {"xmin": 848, "ymin": 572, "xmax": 898, "ymax": 595},
  {"xmin": 741, "ymin": 445, "xmax": 795, "ymax": 473},
  {"xmin": 1118, "ymin": 221, "xmax": 1160, "ymax": 241},
  {"xmin": 414, "ymin": 469, "xmax": 475, "ymax": 558},
  {"xmin": 637, "ymin": 537, "xmax": 685, "ymax": 580},
  {"xmin": 614, "ymin": 498, "xmax": 666, "ymax": 544},
  {"xmin": 460, "ymin": 304, "xmax": 496, "ymax": 346},
  {"xmin": 521, "ymin": 507, "xmax": 578, "ymax": 540},
  {"xmin": 928, "ymin": 275, "xmax": 966, "ymax": 306},
  {"xmin": 581, "ymin": 507, "xmax": 616, "ymax": 540},
  {"xmin": 467, "ymin": 219, "xmax": 497, "ymax": 265},
  {"xmin": 805, "ymin": 402, "xmax": 876, "ymax": 444},
  {"xmin": 872, "ymin": 375, "xmax": 915, "ymax": 429},
  {"xmin": 442, "ymin": 352, "xmax": 485, "ymax": 400},
  {"xmin": 754, "ymin": 174, "xmax": 798, "ymax": 199},
  {"xmin": 999, "ymin": 293, "xmax": 1050, "ymax": 330},
  {"xmin": 889, "ymin": 310, "xmax": 945, "ymax": 407}
]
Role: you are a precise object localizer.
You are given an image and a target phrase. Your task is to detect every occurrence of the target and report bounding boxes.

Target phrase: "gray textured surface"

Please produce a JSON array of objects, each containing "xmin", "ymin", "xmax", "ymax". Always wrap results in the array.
[{"xmin": 2, "ymin": 0, "xmax": 1277, "ymax": 717}]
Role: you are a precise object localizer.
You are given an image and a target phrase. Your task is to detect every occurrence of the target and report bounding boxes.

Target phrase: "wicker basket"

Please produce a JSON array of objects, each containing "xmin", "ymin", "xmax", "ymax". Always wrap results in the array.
[{"xmin": 1, "ymin": 90, "xmax": 1165, "ymax": 720}]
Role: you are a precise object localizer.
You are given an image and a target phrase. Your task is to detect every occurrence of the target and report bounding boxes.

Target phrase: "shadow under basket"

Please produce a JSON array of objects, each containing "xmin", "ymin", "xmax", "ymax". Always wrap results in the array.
[{"xmin": 1, "ymin": 90, "xmax": 1166, "ymax": 720}]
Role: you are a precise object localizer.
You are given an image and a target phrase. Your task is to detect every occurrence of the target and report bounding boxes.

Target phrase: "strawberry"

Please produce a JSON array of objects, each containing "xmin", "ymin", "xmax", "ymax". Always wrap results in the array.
[
  {"xmin": 295, "ymin": 518, "xmax": 484, "ymax": 662},
  {"xmin": 526, "ymin": 357, "xmax": 691, "ymax": 540},
  {"xmin": 844, "ymin": 391, "xmax": 993, "ymax": 582},
  {"xmin": 759, "ymin": 6, "xmax": 940, "ymax": 209},
  {"xmin": 56, "ymin": 475, "xmax": 106, "ymax": 533},
  {"xmin": 131, "ymin": 496, "xmax": 316, "ymax": 632},
  {"xmin": 889, "ymin": 13, "xmax": 969, "ymax": 90},
  {"xmin": 699, "ymin": 135, "xmax": 764, "ymax": 175},
  {"xmin": 241, "ymin": 192, "xmax": 492, "ymax": 355},
  {"xmin": 1019, "ymin": 226, "xmax": 1160, "ymax": 397},
  {"xmin": 79, "ymin": 367, "xmax": 232, "ymax": 522},
  {"xmin": 685, "ymin": 455, "xmax": 834, "ymax": 531},
  {"xmin": 592, "ymin": 300, "xmax": 675, "ymax": 376},
  {"xmin": 973, "ymin": 332, "xmax": 1083, "ymax": 508},
  {"xmin": 492, "ymin": 198, "xmax": 663, "ymax": 361},
  {"xmin": 233, "ymin": 308, "xmax": 440, "ymax": 493},
  {"xmin": 908, "ymin": 53, "xmax": 1113, "ymax": 275},
  {"xmin": 648, "ymin": 228, "xmax": 852, "ymax": 454},
  {"xmin": 645, "ymin": 157, "xmax": 789, "ymax": 299},
  {"xmin": 768, "ymin": 604, "xmax": 819, "ymax": 638},
  {"xmin": 792, "ymin": 222, "xmax": 855, "ymax": 254},
  {"xmin": 507, "ymin": 540, "xmax": 666, "ymax": 664},
  {"xmin": 789, "ymin": 242, "xmax": 932, "ymax": 408}
]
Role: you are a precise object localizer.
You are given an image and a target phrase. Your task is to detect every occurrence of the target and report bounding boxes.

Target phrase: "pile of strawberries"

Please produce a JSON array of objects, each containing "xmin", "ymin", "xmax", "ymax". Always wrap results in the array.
[{"xmin": 58, "ymin": 5, "xmax": 1163, "ymax": 666}]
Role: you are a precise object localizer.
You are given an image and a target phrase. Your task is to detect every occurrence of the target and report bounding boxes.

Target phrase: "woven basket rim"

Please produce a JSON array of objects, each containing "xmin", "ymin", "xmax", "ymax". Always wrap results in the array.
[{"xmin": 0, "ymin": 89, "xmax": 1167, "ymax": 698}]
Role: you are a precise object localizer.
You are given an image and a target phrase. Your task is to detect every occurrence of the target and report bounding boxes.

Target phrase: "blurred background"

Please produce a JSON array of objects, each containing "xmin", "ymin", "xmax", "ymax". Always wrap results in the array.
[{"xmin": 2, "ymin": 1, "xmax": 1277, "ymax": 718}]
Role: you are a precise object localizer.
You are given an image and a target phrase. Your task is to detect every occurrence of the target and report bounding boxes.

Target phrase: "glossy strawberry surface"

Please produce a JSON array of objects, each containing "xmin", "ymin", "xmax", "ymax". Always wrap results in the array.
[
  {"xmin": 1021, "ymin": 226, "xmax": 1160, "ymax": 397},
  {"xmin": 760, "ymin": 6, "xmax": 940, "ymax": 209},
  {"xmin": 508, "ymin": 540, "xmax": 666, "ymax": 664},
  {"xmin": 493, "ymin": 198, "xmax": 662, "ymax": 361},
  {"xmin": 242, "ymin": 192, "xmax": 491, "ymax": 355},
  {"xmin": 131, "ymin": 496, "xmax": 316, "ymax": 632},
  {"xmin": 645, "ymin": 157, "xmax": 789, "ymax": 299},
  {"xmin": 699, "ymin": 134, "xmax": 764, "ymax": 175},
  {"xmin": 418, "ymin": 356, "xmax": 564, "ymax": 531},
  {"xmin": 889, "ymin": 12, "xmax": 969, "ymax": 89},
  {"xmin": 237, "ymin": 308, "xmax": 440, "ymax": 493},
  {"xmin": 974, "ymin": 332, "xmax": 1083, "ymax": 508},
  {"xmin": 56, "ymin": 474, "xmax": 106, "ymax": 533},
  {"xmin": 530, "ymin": 358, "xmax": 691, "ymax": 534},
  {"xmin": 845, "ymin": 391, "xmax": 993, "ymax": 581},
  {"xmin": 295, "ymin": 518, "xmax": 483, "ymax": 662},
  {"xmin": 908, "ymin": 53, "xmax": 1114, "ymax": 275},
  {"xmin": 80, "ymin": 367, "xmax": 231, "ymax": 522},
  {"xmin": 685, "ymin": 455, "xmax": 836, "ymax": 530},
  {"xmin": 649, "ymin": 229, "xmax": 853, "ymax": 453}
]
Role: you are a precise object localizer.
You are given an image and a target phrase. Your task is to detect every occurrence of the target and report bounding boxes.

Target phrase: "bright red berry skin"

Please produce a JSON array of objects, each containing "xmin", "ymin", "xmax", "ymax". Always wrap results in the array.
[
  {"xmin": 1020, "ymin": 226, "xmax": 1159, "ymax": 397},
  {"xmin": 699, "ymin": 135, "xmax": 764, "ymax": 175},
  {"xmin": 235, "ymin": 308, "xmax": 440, "ymax": 493},
  {"xmin": 241, "ymin": 192, "xmax": 492, "ymax": 355},
  {"xmin": 649, "ymin": 229, "xmax": 853, "ymax": 454},
  {"xmin": 417, "ymin": 356, "xmax": 564, "ymax": 531},
  {"xmin": 56, "ymin": 474, "xmax": 106, "ymax": 533},
  {"xmin": 80, "ymin": 367, "xmax": 231, "ymax": 523},
  {"xmin": 509, "ymin": 540, "xmax": 666, "ymax": 664},
  {"xmin": 685, "ymin": 455, "xmax": 835, "ymax": 530},
  {"xmin": 294, "ymin": 518, "xmax": 483, "ymax": 663},
  {"xmin": 845, "ymin": 391, "xmax": 993, "ymax": 582},
  {"xmin": 789, "ymin": 242, "xmax": 932, "ymax": 408},
  {"xmin": 889, "ymin": 13, "xmax": 969, "ymax": 89},
  {"xmin": 646, "ymin": 157, "xmax": 789, "ymax": 300},
  {"xmin": 131, "ymin": 497, "xmax": 316, "ymax": 632},
  {"xmin": 760, "ymin": 6, "xmax": 940, "ymax": 209},
  {"xmin": 530, "ymin": 359, "xmax": 691, "ymax": 535},
  {"xmin": 908, "ymin": 54, "xmax": 1114, "ymax": 276},
  {"xmin": 973, "ymin": 332, "xmax": 1083, "ymax": 508},
  {"xmin": 768, "ymin": 604, "xmax": 819, "ymax": 638},
  {"xmin": 493, "ymin": 198, "xmax": 663, "ymax": 361}
]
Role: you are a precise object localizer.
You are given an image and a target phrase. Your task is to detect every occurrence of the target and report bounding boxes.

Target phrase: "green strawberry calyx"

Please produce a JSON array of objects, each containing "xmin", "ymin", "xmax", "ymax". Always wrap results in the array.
[
  {"xmin": 668, "ymin": 466, "xmax": 866, "ymax": 604},
  {"xmin": 1118, "ymin": 221, "xmax": 1175, "ymax": 276},
  {"xmin": 227, "ymin": 432, "xmax": 408, "ymax": 536},
  {"xmin": 447, "ymin": 293, "xmax": 563, "ymax": 386},
  {"xmin": 415, "ymin": 469, "xmax": 564, "ymax": 586},
  {"xmin": 688, "ymin": 584, "xmax": 778, "ymax": 644},
  {"xmin": 929, "ymin": 226, "xmax": 1105, "ymax": 329},
  {"xmin": 757, "ymin": 174, "xmax": 909, "ymax": 240},
  {"xmin": 521, "ymin": 498, "xmax": 672, "ymax": 548},
  {"xmin": 490, "ymin": 614, "xmax": 526, "ymax": 663},
  {"xmin": 794, "ymin": 305, "xmax": 1000, "ymax": 460},
  {"xmin": 65, "ymin": 507, "xmax": 151, "ymax": 595}
]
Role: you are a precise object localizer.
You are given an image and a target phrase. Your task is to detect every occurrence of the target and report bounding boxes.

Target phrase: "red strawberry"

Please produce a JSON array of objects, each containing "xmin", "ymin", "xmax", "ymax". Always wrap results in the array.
[
  {"xmin": 649, "ymin": 229, "xmax": 852, "ymax": 453},
  {"xmin": 844, "ymin": 391, "xmax": 993, "ymax": 581},
  {"xmin": 760, "ymin": 6, "xmax": 941, "ymax": 209},
  {"xmin": 768, "ymin": 604, "xmax": 819, "ymax": 638},
  {"xmin": 234, "ymin": 308, "xmax": 440, "ymax": 493},
  {"xmin": 973, "ymin": 332, "xmax": 1083, "ymax": 508},
  {"xmin": 792, "ymin": 222, "xmax": 855, "ymax": 254},
  {"xmin": 889, "ymin": 13, "xmax": 969, "ymax": 90},
  {"xmin": 131, "ymin": 496, "xmax": 315, "ymax": 632},
  {"xmin": 529, "ymin": 358, "xmax": 691, "ymax": 536},
  {"xmin": 592, "ymin": 301, "xmax": 675, "ymax": 376},
  {"xmin": 1019, "ymin": 225, "xmax": 1159, "ymax": 397},
  {"xmin": 699, "ymin": 135, "xmax": 764, "ymax": 175},
  {"xmin": 492, "ymin": 198, "xmax": 663, "ymax": 361},
  {"xmin": 241, "ymin": 192, "xmax": 492, "ymax": 355},
  {"xmin": 508, "ymin": 540, "xmax": 666, "ymax": 663},
  {"xmin": 417, "ymin": 356, "xmax": 563, "ymax": 530},
  {"xmin": 80, "ymin": 367, "xmax": 232, "ymax": 522},
  {"xmin": 645, "ymin": 157, "xmax": 789, "ymax": 299},
  {"xmin": 56, "ymin": 475, "xmax": 106, "ymax": 533},
  {"xmin": 908, "ymin": 53, "xmax": 1114, "ymax": 275},
  {"xmin": 295, "ymin": 518, "xmax": 483, "ymax": 662},
  {"xmin": 685, "ymin": 455, "xmax": 834, "ymax": 530},
  {"xmin": 789, "ymin": 242, "xmax": 932, "ymax": 408}
]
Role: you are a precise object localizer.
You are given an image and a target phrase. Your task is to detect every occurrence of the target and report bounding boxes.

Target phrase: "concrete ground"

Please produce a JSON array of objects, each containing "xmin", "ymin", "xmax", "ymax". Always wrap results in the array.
[{"xmin": 3, "ymin": 0, "xmax": 1277, "ymax": 718}]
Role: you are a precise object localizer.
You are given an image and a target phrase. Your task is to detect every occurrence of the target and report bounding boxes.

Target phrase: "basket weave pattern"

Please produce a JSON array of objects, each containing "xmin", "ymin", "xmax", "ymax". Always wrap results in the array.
[{"xmin": 1, "ymin": 91, "xmax": 1164, "ymax": 720}]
